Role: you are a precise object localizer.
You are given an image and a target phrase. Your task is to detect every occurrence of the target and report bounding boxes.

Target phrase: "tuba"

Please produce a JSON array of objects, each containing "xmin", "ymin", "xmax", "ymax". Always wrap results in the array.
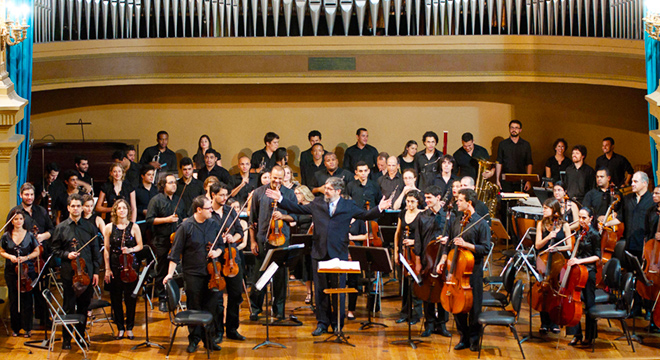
[{"xmin": 476, "ymin": 159, "xmax": 499, "ymax": 219}]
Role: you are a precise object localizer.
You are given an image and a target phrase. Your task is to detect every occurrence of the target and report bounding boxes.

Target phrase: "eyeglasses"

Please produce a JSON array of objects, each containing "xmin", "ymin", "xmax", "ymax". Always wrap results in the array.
[{"xmin": 203, "ymin": 207, "xmax": 213, "ymax": 211}]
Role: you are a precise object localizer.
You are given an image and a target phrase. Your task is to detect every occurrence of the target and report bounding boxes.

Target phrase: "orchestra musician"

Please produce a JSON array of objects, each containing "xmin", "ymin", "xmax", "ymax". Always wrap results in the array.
[
  {"xmin": 51, "ymin": 194, "xmax": 101, "ymax": 350},
  {"xmin": 432, "ymin": 155, "xmax": 459, "ymax": 196},
  {"xmin": 229, "ymin": 156, "xmax": 258, "ymax": 207},
  {"xmin": 378, "ymin": 156, "xmax": 404, "ymax": 201},
  {"xmin": 414, "ymin": 131, "xmax": 443, "ymax": 192},
  {"xmin": 414, "ymin": 185, "xmax": 452, "ymax": 338},
  {"xmin": 453, "ymin": 132, "xmax": 492, "ymax": 180},
  {"xmin": 618, "ymin": 171, "xmax": 653, "ymax": 261},
  {"xmin": 535, "ymin": 198, "xmax": 573, "ymax": 334},
  {"xmin": 398, "ymin": 140, "xmax": 417, "ymax": 173},
  {"xmin": 393, "ymin": 190, "xmax": 423, "ymax": 324},
  {"xmin": 393, "ymin": 168, "xmax": 420, "ymax": 210},
  {"xmin": 0, "ymin": 209, "xmax": 41, "ymax": 337},
  {"xmin": 437, "ymin": 188, "xmax": 490, "ymax": 351},
  {"xmin": 566, "ymin": 207, "xmax": 601, "ymax": 346},
  {"xmin": 249, "ymin": 165, "xmax": 297, "ymax": 321},
  {"xmin": 310, "ymin": 152, "xmax": 352, "ymax": 196},
  {"xmin": 293, "ymin": 185, "xmax": 315, "ymax": 304},
  {"xmin": 162, "ymin": 195, "xmax": 223, "ymax": 353},
  {"xmin": 264, "ymin": 176, "xmax": 391, "ymax": 336},
  {"xmin": 35, "ymin": 162, "xmax": 64, "ymax": 221},
  {"xmin": 644, "ymin": 186, "xmax": 660, "ymax": 330},
  {"xmin": 139, "ymin": 130, "xmax": 178, "ymax": 175},
  {"xmin": 564, "ymin": 145, "xmax": 596, "ymax": 204},
  {"xmin": 175, "ymin": 157, "xmax": 205, "ymax": 216},
  {"xmin": 496, "ymin": 120, "xmax": 533, "ymax": 192},
  {"xmin": 251, "ymin": 132, "xmax": 280, "ymax": 173},
  {"xmin": 102, "ymin": 199, "xmax": 143, "ymax": 340},
  {"xmin": 299, "ymin": 131, "xmax": 327, "ymax": 186},
  {"xmin": 198, "ymin": 149, "xmax": 233, "ymax": 186},
  {"xmin": 53, "ymin": 170, "xmax": 88, "ymax": 225},
  {"xmin": 209, "ymin": 182, "xmax": 246, "ymax": 341},
  {"xmin": 544, "ymin": 138, "xmax": 569, "ymax": 187},
  {"xmin": 552, "ymin": 181, "xmax": 580, "ymax": 231},
  {"xmin": 95, "ymin": 163, "xmax": 137, "ymax": 223},
  {"xmin": 346, "ymin": 161, "xmax": 381, "ymax": 209},
  {"xmin": 583, "ymin": 168, "xmax": 621, "ymax": 221},
  {"xmin": 595, "ymin": 137, "xmax": 634, "ymax": 187},
  {"xmin": 192, "ymin": 135, "xmax": 212, "ymax": 170},
  {"xmin": 343, "ymin": 128, "xmax": 379, "ymax": 173}
]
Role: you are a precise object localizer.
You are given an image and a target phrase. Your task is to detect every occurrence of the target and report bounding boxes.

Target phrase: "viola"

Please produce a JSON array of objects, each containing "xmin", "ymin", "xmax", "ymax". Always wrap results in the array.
[
  {"xmin": 31, "ymin": 225, "xmax": 46, "ymax": 275},
  {"xmin": 221, "ymin": 211, "xmax": 240, "ymax": 278},
  {"xmin": 16, "ymin": 249, "xmax": 33, "ymax": 294},
  {"xmin": 529, "ymin": 220, "xmax": 567, "ymax": 313},
  {"xmin": 440, "ymin": 210, "xmax": 475, "ymax": 314},
  {"xmin": 267, "ymin": 200, "xmax": 286, "ymax": 247},
  {"xmin": 207, "ymin": 243, "xmax": 226, "ymax": 291},
  {"xmin": 119, "ymin": 227, "xmax": 138, "ymax": 283},
  {"xmin": 546, "ymin": 229, "xmax": 588, "ymax": 327},
  {"xmin": 70, "ymin": 238, "xmax": 91, "ymax": 292},
  {"xmin": 402, "ymin": 226, "xmax": 419, "ymax": 276},
  {"xmin": 364, "ymin": 201, "xmax": 383, "ymax": 247}
]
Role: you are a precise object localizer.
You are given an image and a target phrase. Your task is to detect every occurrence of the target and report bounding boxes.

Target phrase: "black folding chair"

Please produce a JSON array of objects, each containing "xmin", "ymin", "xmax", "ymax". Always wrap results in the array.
[
  {"xmin": 165, "ymin": 279, "xmax": 214, "ymax": 359},
  {"xmin": 483, "ymin": 261, "xmax": 516, "ymax": 309},
  {"xmin": 87, "ymin": 285, "xmax": 114, "ymax": 335},
  {"xmin": 478, "ymin": 279, "xmax": 526, "ymax": 359},
  {"xmin": 589, "ymin": 271, "xmax": 636, "ymax": 353},
  {"xmin": 42, "ymin": 289, "xmax": 89, "ymax": 359}
]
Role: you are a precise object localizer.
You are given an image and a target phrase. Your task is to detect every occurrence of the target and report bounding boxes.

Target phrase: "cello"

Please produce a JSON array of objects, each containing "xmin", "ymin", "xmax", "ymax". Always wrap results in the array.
[
  {"xmin": 599, "ymin": 184, "xmax": 624, "ymax": 263},
  {"xmin": 529, "ymin": 217, "xmax": 568, "ymax": 312},
  {"xmin": 547, "ymin": 229, "xmax": 589, "ymax": 327},
  {"xmin": 119, "ymin": 228, "xmax": 139, "ymax": 283},
  {"xmin": 440, "ymin": 210, "xmax": 475, "ymax": 314}
]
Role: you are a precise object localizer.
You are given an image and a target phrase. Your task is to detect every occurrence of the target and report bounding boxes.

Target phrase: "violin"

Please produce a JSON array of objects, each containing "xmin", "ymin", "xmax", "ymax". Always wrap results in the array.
[
  {"xmin": 440, "ymin": 210, "xmax": 475, "ymax": 314},
  {"xmin": 402, "ymin": 226, "xmax": 418, "ymax": 276},
  {"xmin": 31, "ymin": 225, "xmax": 46, "ymax": 275},
  {"xmin": 267, "ymin": 200, "xmax": 286, "ymax": 247},
  {"xmin": 364, "ymin": 201, "xmax": 383, "ymax": 247},
  {"xmin": 221, "ymin": 208, "xmax": 241, "ymax": 278},
  {"xmin": 546, "ymin": 229, "xmax": 588, "ymax": 327},
  {"xmin": 70, "ymin": 238, "xmax": 91, "ymax": 293},
  {"xmin": 207, "ymin": 243, "xmax": 226, "ymax": 291},
  {"xmin": 600, "ymin": 184, "xmax": 624, "ymax": 265},
  {"xmin": 16, "ymin": 248, "xmax": 33, "ymax": 294},
  {"xmin": 414, "ymin": 191, "xmax": 453, "ymax": 303},
  {"xmin": 529, "ymin": 219, "xmax": 567, "ymax": 312},
  {"xmin": 119, "ymin": 228, "xmax": 138, "ymax": 283}
]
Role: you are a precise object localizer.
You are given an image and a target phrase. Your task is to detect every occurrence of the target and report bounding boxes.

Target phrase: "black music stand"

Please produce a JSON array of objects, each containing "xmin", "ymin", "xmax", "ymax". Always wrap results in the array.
[
  {"xmin": 349, "ymin": 245, "xmax": 392, "ymax": 330},
  {"xmin": 519, "ymin": 253, "xmax": 544, "ymax": 344},
  {"xmin": 25, "ymin": 255, "xmax": 55, "ymax": 351},
  {"xmin": 503, "ymin": 173, "xmax": 540, "ymax": 192},
  {"xmin": 131, "ymin": 260, "xmax": 164, "ymax": 350},
  {"xmin": 391, "ymin": 254, "xmax": 423, "ymax": 349},
  {"xmin": 253, "ymin": 244, "xmax": 305, "ymax": 350},
  {"xmin": 621, "ymin": 251, "xmax": 649, "ymax": 344},
  {"xmin": 291, "ymin": 235, "xmax": 314, "ymax": 312},
  {"xmin": 266, "ymin": 244, "xmax": 305, "ymax": 327}
]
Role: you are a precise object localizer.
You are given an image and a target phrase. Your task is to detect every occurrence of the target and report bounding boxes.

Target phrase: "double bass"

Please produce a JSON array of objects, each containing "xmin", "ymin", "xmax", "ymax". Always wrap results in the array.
[
  {"xmin": 599, "ymin": 184, "xmax": 624, "ymax": 263},
  {"xmin": 440, "ymin": 210, "xmax": 475, "ymax": 314},
  {"xmin": 119, "ymin": 228, "xmax": 138, "ymax": 283}
]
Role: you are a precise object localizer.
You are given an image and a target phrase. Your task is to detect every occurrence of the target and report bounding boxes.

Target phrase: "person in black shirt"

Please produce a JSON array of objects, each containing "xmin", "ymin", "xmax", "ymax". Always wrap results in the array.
[
  {"xmin": 495, "ymin": 120, "xmax": 533, "ymax": 192},
  {"xmin": 311, "ymin": 152, "xmax": 352, "ymax": 196},
  {"xmin": 53, "ymin": 170, "xmax": 86, "ymax": 225},
  {"xmin": 0, "ymin": 208, "xmax": 41, "ymax": 337},
  {"xmin": 112, "ymin": 150, "xmax": 141, "ymax": 189},
  {"xmin": 51, "ymin": 194, "xmax": 101, "ymax": 350},
  {"xmin": 35, "ymin": 162, "xmax": 64, "ymax": 221},
  {"xmin": 230, "ymin": 156, "xmax": 258, "ymax": 207},
  {"xmin": 176, "ymin": 157, "xmax": 205, "ymax": 216},
  {"xmin": 564, "ymin": 145, "xmax": 596, "ymax": 204},
  {"xmin": 300, "ymin": 131, "xmax": 328, "ymax": 185},
  {"xmin": 566, "ymin": 207, "xmax": 601, "ymax": 346},
  {"xmin": 275, "ymin": 147, "xmax": 289, "ymax": 167},
  {"xmin": 135, "ymin": 165, "xmax": 158, "ymax": 223},
  {"xmin": 346, "ymin": 161, "xmax": 382, "ymax": 209},
  {"xmin": 192, "ymin": 134, "xmax": 212, "ymax": 171},
  {"xmin": 251, "ymin": 132, "xmax": 280, "ymax": 173},
  {"xmin": 163, "ymin": 196, "xmax": 223, "ymax": 353},
  {"xmin": 398, "ymin": 140, "xmax": 418, "ymax": 173},
  {"xmin": 198, "ymin": 149, "xmax": 233, "ymax": 186},
  {"xmin": 414, "ymin": 131, "xmax": 443, "ymax": 192},
  {"xmin": 595, "ymin": 137, "xmax": 634, "ymax": 187},
  {"xmin": 583, "ymin": 168, "xmax": 620, "ymax": 222},
  {"xmin": 96, "ymin": 163, "xmax": 137, "ymax": 223},
  {"xmin": 139, "ymin": 130, "xmax": 178, "ymax": 177},
  {"xmin": 378, "ymin": 156, "xmax": 404, "ymax": 200},
  {"xmin": 432, "ymin": 154, "xmax": 459, "ymax": 196},
  {"xmin": 74, "ymin": 155, "xmax": 93, "ymax": 194},
  {"xmin": 459, "ymin": 176, "xmax": 491, "ymax": 225},
  {"xmin": 209, "ymin": 183, "xmax": 246, "ymax": 342},
  {"xmin": 301, "ymin": 143, "xmax": 326, "ymax": 187},
  {"xmin": 453, "ymin": 132, "xmax": 492, "ymax": 180},
  {"xmin": 544, "ymin": 138, "xmax": 570, "ymax": 186},
  {"xmin": 437, "ymin": 189, "xmax": 490, "ymax": 352},
  {"xmin": 343, "ymin": 128, "xmax": 379, "ymax": 172},
  {"xmin": 617, "ymin": 171, "xmax": 654, "ymax": 259},
  {"xmin": 249, "ymin": 166, "xmax": 298, "ymax": 321},
  {"xmin": 370, "ymin": 152, "xmax": 389, "ymax": 182},
  {"xmin": 146, "ymin": 174, "xmax": 185, "ymax": 311}
]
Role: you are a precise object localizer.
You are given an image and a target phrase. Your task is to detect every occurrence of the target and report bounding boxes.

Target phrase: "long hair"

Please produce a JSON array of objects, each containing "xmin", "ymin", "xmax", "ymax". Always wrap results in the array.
[
  {"xmin": 5, "ymin": 208, "xmax": 26, "ymax": 234},
  {"xmin": 110, "ymin": 199, "xmax": 132, "ymax": 225},
  {"xmin": 400, "ymin": 140, "xmax": 417, "ymax": 158},
  {"xmin": 541, "ymin": 198, "xmax": 564, "ymax": 229},
  {"xmin": 196, "ymin": 135, "xmax": 212, "ymax": 158}
]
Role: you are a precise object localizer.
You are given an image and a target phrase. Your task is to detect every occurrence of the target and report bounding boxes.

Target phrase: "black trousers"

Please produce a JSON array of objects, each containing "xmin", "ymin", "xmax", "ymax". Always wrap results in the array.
[
  {"xmin": 183, "ymin": 273, "xmax": 221, "ymax": 346},
  {"xmin": 249, "ymin": 242, "xmax": 288, "ymax": 317},
  {"xmin": 400, "ymin": 270, "xmax": 423, "ymax": 320},
  {"xmin": 455, "ymin": 266, "xmax": 484, "ymax": 346},
  {"xmin": 154, "ymin": 240, "xmax": 170, "ymax": 302},
  {"xmin": 5, "ymin": 273, "xmax": 34, "ymax": 333},
  {"xmin": 347, "ymin": 273, "xmax": 359, "ymax": 311},
  {"xmin": 567, "ymin": 270, "xmax": 597, "ymax": 341},
  {"xmin": 61, "ymin": 277, "xmax": 93, "ymax": 344},
  {"xmin": 424, "ymin": 301, "xmax": 447, "ymax": 329},
  {"xmin": 216, "ymin": 266, "xmax": 244, "ymax": 334},
  {"xmin": 312, "ymin": 258, "xmax": 346, "ymax": 330},
  {"xmin": 108, "ymin": 273, "xmax": 138, "ymax": 331}
]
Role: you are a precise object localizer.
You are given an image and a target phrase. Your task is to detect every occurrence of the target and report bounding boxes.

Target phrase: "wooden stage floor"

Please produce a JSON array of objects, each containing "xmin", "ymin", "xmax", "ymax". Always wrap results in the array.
[{"xmin": 2, "ymin": 250, "xmax": 660, "ymax": 359}]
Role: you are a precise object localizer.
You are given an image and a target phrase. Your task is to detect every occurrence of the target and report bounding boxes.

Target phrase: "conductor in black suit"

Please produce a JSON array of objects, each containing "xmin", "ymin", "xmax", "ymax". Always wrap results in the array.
[{"xmin": 266, "ymin": 176, "xmax": 392, "ymax": 336}]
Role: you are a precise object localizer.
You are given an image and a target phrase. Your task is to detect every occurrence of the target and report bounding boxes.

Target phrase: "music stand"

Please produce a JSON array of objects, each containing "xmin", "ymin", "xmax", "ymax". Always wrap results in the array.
[
  {"xmin": 348, "ymin": 245, "xmax": 392, "ymax": 330},
  {"xmin": 315, "ymin": 259, "xmax": 360, "ymax": 347},
  {"xmin": 503, "ymin": 173, "xmax": 540, "ymax": 192},
  {"xmin": 391, "ymin": 254, "xmax": 423, "ymax": 349},
  {"xmin": 25, "ymin": 255, "xmax": 55, "ymax": 351},
  {"xmin": 621, "ymin": 251, "xmax": 648, "ymax": 344},
  {"xmin": 262, "ymin": 244, "xmax": 305, "ymax": 327},
  {"xmin": 519, "ymin": 253, "xmax": 544, "ymax": 344},
  {"xmin": 131, "ymin": 260, "xmax": 164, "ymax": 350},
  {"xmin": 291, "ymin": 235, "xmax": 314, "ymax": 312}
]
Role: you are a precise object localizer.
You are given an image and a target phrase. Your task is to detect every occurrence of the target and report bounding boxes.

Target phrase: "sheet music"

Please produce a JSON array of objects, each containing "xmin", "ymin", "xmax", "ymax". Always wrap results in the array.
[
  {"xmin": 318, "ymin": 258, "xmax": 360, "ymax": 272},
  {"xmin": 256, "ymin": 262, "xmax": 279, "ymax": 291},
  {"xmin": 399, "ymin": 253, "xmax": 420, "ymax": 285}
]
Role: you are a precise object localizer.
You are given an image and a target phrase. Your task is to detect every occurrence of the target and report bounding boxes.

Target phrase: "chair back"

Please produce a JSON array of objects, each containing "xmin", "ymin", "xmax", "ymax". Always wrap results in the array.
[
  {"xmin": 510, "ymin": 280, "xmax": 525, "ymax": 319},
  {"xmin": 604, "ymin": 257, "xmax": 622, "ymax": 290},
  {"xmin": 613, "ymin": 240, "xmax": 626, "ymax": 263},
  {"xmin": 503, "ymin": 260, "xmax": 516, "ymax": 294},
  {"xmin": 166, "ymin": 278, "xmax": 180, "ymax": 321},
  {"xmin": 621, "ymin": 272, "xmax": 635, "ymax": 313}
]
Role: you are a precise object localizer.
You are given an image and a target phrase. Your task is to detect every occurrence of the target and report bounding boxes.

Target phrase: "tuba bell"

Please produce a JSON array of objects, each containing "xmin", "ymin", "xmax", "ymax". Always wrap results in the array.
[{"xmin": 476, "ymin": 159, "xmax": 499, "ymax": 219}]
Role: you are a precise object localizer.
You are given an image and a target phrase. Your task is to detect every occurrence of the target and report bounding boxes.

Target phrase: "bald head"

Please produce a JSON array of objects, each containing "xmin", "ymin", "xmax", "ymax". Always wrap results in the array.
[{"xmin": 386, "ymin": 156, "xmax": 398, "ymax": 176}]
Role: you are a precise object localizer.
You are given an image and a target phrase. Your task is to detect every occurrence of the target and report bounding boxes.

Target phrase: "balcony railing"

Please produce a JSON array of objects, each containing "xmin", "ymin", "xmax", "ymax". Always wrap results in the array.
[{"xmin": 33, "ymin": 0, "xmax": 643, "ymax": 41}]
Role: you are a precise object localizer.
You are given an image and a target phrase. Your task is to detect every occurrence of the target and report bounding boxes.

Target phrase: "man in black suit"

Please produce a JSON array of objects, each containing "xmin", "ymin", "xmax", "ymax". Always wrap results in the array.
[{"xmin": 265, "ymin": 177, "xmax": 392, "ymax": 336}]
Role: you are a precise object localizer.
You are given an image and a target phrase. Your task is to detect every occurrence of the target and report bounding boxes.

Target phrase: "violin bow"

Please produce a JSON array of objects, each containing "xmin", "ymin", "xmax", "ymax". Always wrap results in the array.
[
  {"xmin": 433, "ymin": 213, "xmax": 488, "ymax": 245},
  {"xmin": 207, "ymin": 192, "xmax": 252, "ymax": 257},
  {"xmin": 0, "ymin": 213, "xmax": 17, "ymax": 234},
  {"xmin": 172, "ymin": 181, "xmax": 188, "ymax": 216},
  {"xmin": 537, "ymin": 231, "xmax": 577, "ymax": 256},
  {"xmin": 75, "ymin": 234, "xmax": 101, "ymax": 253}
]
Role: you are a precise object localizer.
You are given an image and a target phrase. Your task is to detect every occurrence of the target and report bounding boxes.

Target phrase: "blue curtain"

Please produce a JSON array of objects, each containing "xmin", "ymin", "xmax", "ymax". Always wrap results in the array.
[{"xmin": 7, "ymin": 0, "xmax": 34, "ymax": 203}]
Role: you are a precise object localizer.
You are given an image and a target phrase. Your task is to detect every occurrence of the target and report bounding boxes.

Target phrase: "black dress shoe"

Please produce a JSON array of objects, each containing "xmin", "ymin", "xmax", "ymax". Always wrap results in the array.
[
  {"xmin": 226, "ymin": 330, "xmax": 246, "ymax": 341},
  {"xmin": 249, "ymin": 313, "xmax": 259, "ymax": 321},
  {"xmin": 205, "ymin": 342, "xmax": 221, "ymax": 351},
  {"xmin": 454, "ymin": 342, "xmax": 469, "ymax": 350},
  {"xmin": 214, "ymin": 334, "xmax": 223, "ymax": 344},
  {"xmin": 62, "ymin": 342, "xmax": 72, "ymax": 350},
  {"xmin": 158, "ymin": 302, "xmax": 168, "ymax": 313},
  {"xmin": 312, "ymin": 326, "xmax": 328, "ymax": 336},
  {"xmin": 186, "ymin": 342, "xmax": 198, "ymax": 353},
  {"xmin": 421, "ymin": 327, "xmax": 433, "ymax": 338},
  {"xmin": 395, "ymin": 317, "xmax": 407, "ymax": 324},
  {"xmin": 434, "ymin": 325, "xmax": 451, "ymax": 337},
  {"xmin": 410, "ymin": 318, "xmax": 420, "ymax": 325},
  {"xmin": 470, "ymin": 342, "xmax": 480, "ymax": 352},
  {"xmin": 568, "ymin": 336, "xmax": 582, "ymax": 346},
  {"xmin": 581, "ymin": 339, "xmax": 593, "ymax": 346}
]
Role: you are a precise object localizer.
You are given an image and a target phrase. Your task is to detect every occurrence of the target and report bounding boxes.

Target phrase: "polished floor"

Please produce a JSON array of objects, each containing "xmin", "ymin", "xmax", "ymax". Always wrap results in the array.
[{"xmin": 1, "ymin": 247, "xmax": 660, "ymax": 359}]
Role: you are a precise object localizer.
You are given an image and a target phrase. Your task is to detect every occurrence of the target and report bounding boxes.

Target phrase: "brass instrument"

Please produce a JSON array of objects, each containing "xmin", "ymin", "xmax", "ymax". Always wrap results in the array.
[{"xmin": 476, "ymin": 159, "xmax": 499, "ymax": 219}]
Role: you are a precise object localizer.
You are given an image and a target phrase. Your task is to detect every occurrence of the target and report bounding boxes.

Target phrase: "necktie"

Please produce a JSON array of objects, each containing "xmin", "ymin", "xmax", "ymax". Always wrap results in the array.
[{"xmin": 329, "ymin": 202, "xmax": 336, "ymax": 216}]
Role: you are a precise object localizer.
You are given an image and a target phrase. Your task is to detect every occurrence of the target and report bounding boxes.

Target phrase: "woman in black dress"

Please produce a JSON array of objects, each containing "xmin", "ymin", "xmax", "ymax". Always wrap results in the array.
[
  {"xmin": 0, "ymin": 209, "xmax": 40, "ymax": 337},
  {"xmin": 545, "ymin": 138, "xmax": 570, "ymax": 187},
  {"xmin": 103, "ymin": 199, "xmax": 143, "ymax": 340},
  {"xmin": 393, "ymin": 190, "xmax": 423, "ymax": 323},
  {"xmin": 398, "ymin": 140, "xmax": 418, "ymax": 172},
  {"xmin": 193, "ymin": 134, "xmax": 212, "ymax": 170},
  {"xmin": 96, "ymin": 163, "xmax": 137, "ymax": 223}
]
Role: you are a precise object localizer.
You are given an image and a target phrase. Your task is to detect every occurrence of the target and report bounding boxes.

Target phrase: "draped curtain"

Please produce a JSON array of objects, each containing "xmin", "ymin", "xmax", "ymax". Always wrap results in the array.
[{"xmin": 7, "ymin": 0, "xmax": 34, "ymax": 202}]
